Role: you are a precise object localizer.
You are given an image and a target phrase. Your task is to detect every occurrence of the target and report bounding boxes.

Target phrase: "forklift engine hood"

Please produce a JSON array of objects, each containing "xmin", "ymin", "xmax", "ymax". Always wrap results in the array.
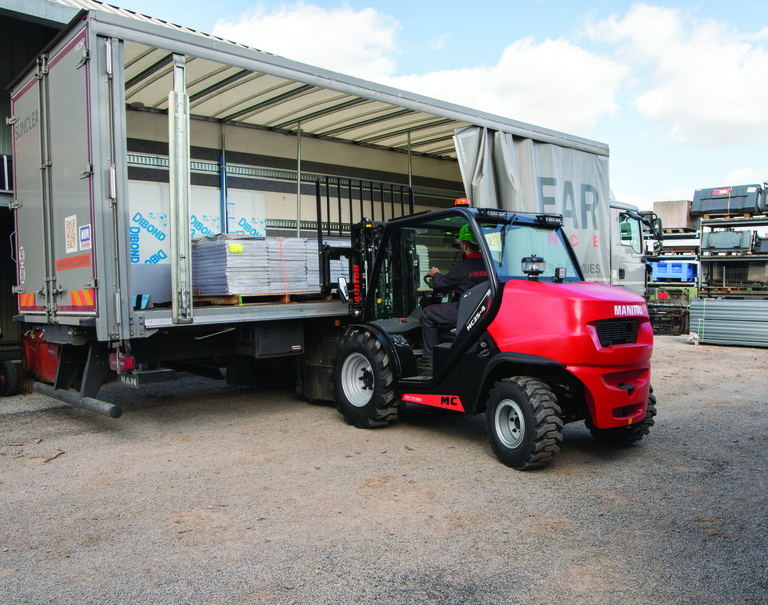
[{"xmin": 487, "ymin": 280, "xmax": 653, "ymax": 369}]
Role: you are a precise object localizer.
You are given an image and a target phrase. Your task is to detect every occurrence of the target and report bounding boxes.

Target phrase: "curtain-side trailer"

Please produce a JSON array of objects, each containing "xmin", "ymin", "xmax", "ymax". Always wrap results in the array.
[{"xmin": 8, "ymin": 8, "xmax": 620, "ymax": 417}]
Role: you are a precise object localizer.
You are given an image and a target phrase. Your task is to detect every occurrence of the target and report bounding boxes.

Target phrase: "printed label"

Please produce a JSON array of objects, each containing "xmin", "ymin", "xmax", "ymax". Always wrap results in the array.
[
  {"xmin": 401, "ymin": 394, "xmax": 465, "ymax": 412},
  {"xmin": 56, "ymin": 254, "xmax": 91, "ymax": 271},
  {"xmin": 65, "ymin": 215, "xmax": 77, "ymax": 253},
  {"xmin": 713, "ymin": 188, "xmax": 731, "ymax": 196},
  {"xmin": 614, "ymin": 304, "xmax": 644, "ymax": 316},
  {"xmin": 229, "ymin": 243, "xmax": 244, "ymax": 254},
  {"xmin": 79, "ymin": 224, "xmax": 92, "ymax": 251}
]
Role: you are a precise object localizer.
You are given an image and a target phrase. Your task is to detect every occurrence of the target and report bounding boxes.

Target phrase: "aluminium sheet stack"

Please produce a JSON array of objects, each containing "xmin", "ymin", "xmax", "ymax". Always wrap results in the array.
[
  {"xmin": 193, "ymin": 235, "xmax": 322, "ymax": 296},
  {"xmin": 690, "ymin": 299, "xmax": 768, "ymax": 348}
]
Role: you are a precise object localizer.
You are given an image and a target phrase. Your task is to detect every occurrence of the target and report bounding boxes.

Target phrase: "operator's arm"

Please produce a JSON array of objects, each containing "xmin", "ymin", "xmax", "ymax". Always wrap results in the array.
[{"xmin": 430, "ymin": 262, "xmax": 463, "ymax": 291}]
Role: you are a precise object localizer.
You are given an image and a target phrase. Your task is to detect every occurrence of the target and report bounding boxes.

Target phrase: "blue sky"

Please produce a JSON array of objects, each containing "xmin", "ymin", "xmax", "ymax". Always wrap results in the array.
[{"xmin": 109, "ymin": 0, "xmax": 767, "ymax": 210}]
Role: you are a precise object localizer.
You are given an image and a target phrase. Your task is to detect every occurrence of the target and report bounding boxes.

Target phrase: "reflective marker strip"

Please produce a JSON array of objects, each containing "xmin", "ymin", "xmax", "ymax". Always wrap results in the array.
[
  {"xmin": 58, "ymin": 289, "xmax": 96, "ymax": 313},
  {"xmin": 18, "ymin": 293, "xmax": 44, "ymax": 311}
]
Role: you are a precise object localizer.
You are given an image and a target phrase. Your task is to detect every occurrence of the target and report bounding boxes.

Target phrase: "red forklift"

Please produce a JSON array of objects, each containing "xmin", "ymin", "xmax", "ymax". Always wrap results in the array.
[{"xmin": 329, "ymin": 204, "xmax": 656, "ymax": 470}]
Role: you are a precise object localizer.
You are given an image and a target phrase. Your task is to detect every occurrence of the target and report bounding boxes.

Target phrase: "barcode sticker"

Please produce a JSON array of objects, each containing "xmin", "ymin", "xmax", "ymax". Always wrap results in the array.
[{"xmin": 65, "ymin": 215, "xmax": 77, "ymax": 254}]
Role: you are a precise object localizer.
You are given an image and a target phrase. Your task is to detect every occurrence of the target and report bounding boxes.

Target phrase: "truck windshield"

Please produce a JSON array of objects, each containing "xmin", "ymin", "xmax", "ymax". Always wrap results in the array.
[{"xmin": 479, "ymin": 222, "xmax": 582, "ymax": 282}]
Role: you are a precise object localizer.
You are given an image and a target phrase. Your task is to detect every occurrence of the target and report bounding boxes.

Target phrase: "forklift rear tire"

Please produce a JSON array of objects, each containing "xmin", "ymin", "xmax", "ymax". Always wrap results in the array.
[
  {"xmin": 485, "ymin": 376, "xmax": 563, "ymax": 470},
  {"xmin": 331, "ymin": 328, "xmax": 399, "ymax": 428},
  {"xmin": 585, "ymin": 386, "xmax": 657, "ymax": 445},
  {"xmin": 0, "ymin": 360, "xmax": 19, "ymax": 397}
]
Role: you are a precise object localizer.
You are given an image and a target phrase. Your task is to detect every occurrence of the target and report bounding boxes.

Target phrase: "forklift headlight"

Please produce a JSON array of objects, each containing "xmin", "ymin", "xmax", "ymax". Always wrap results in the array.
[{"xmin": 521, "ymin": 256, "xmax": 546, "ymax": 281}]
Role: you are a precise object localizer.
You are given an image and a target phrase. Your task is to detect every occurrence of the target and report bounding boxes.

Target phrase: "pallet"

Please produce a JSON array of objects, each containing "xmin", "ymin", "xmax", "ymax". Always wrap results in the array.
[
  {"xmin": 700, "ymin": 286, "xmax": 768, "ymax": 294},
  {"xmin": 194, "ymin": 291, "xmax": 332, "ymax": 306},
  {"xmin": 703, "ymin": 213, "xmax": 768, "ymax": 220},
  {"xmin": 662, "ymin": 227, "xmax": 697, "ymax": 234},
  {"xmin": 700, "ymin": 250, "xmax": 750, "ymax": 257}
]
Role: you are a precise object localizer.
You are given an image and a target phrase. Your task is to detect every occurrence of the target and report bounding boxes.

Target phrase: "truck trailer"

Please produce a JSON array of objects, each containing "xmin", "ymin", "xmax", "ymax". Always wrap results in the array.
[{"xmin": 8, "ymin": 8, "xmax": 655, "ymax": 468}]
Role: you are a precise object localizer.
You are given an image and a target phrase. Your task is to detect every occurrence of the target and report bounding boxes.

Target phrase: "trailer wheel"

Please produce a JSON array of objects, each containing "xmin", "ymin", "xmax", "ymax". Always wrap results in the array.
[
  {"xmin": 331, "ymin": 328, "xmax": 399, "ymax": 428},
  {"xmin": 0, "ymin": 360, "xmax": 19, "ymax": 397},
  {"xmin": 586, "ymin": 386, "xmax": 657, "ymax": 445},
  {"xmin": 485, "ymin": 377, "xmax": 563, "ymax": 470}
]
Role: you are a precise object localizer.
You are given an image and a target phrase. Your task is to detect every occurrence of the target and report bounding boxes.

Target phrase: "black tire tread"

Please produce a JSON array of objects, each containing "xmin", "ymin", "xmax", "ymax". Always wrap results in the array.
[
  {"xmin": 486, "ymin": 376, "xmax": 564, "ymax": 470},
  {"xmin": 330, "ymin": 328, "xmax": 399, "ymax": 428},
  {"xmin": 0, "ymin": 360, "xmax": 18, "ymax": 397}
]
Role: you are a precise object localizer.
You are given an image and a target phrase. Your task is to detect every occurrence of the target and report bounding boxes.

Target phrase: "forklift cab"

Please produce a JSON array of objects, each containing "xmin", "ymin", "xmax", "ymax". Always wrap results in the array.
[{"xmin": 357, "ymin": 207, "xmax": 582, "ymax": 381}]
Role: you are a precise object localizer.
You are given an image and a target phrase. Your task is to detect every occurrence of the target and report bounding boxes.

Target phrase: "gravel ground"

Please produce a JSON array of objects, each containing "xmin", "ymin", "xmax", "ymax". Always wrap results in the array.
[{"xmin": 0, "ymin": 335, "xmax": 766, "ymax": 605}]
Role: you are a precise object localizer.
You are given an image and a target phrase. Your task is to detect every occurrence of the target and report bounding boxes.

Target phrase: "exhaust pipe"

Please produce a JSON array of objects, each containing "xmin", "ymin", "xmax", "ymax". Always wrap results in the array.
[{"xmin": 33, "ymin": 383, "xmax": 123, "ymax": 418}]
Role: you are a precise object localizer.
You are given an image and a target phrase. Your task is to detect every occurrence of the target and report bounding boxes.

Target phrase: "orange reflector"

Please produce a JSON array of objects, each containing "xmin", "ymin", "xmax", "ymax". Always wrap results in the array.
[
  {"xmin": 334, "ymin": 320, "xmax": 341, "ymax": 326},
  {"xmin": 454, "ymin": 198, "xmax": 470, "ymax": 206}
]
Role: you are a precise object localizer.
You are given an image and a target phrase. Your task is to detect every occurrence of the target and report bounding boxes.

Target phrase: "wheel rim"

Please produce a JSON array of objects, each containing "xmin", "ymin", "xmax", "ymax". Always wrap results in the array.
[
  {"xmin": 495, "ymin": 399, "xmax": 525, "ymax": 449},
  {"xmin": 341, "ymin": 352, "xmax": 374, "ymax": 408}
]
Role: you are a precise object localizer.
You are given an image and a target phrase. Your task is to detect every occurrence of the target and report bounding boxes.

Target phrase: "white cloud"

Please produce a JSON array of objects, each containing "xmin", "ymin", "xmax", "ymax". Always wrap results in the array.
[
  {"xmin": 212, "ymin": 2, "xmax": 399, "ymax": 82},
  {"xmin": 584, "ymin": 4, "xmax": 768, "ymax": 147},
  {"xmin": 387, "ymin": 38, "xmax": 628, "ymax": 133},
  {"xmin": 212, "ymin": 3, "xmax": 627, "ymax": 134},
  {"xmin": 724, "ymin": 167, "xmax": 768, "ymax": 185},
  {"xmin": 428, "ymin": 33, "xmax": 451, "ymax": 52}
]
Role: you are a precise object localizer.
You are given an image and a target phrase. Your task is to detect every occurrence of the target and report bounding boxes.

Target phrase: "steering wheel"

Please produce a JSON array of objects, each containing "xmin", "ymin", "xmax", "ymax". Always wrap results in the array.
[{"xmin": 423, "ymin": 274, "xmax": 435, "ymax": 289}]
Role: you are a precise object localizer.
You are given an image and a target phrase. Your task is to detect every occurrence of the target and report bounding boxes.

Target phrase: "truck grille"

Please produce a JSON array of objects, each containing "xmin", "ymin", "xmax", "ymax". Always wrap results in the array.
[{"xmin": 595, "ymin": 319, "xmax": 639, "ymax": 347}]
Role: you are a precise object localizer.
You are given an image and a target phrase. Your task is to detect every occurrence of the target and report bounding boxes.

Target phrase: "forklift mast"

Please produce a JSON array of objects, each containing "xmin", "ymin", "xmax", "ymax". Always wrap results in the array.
[{"xmin": 314, "ymin": 176, "xmax": 415, "ymax": 316}]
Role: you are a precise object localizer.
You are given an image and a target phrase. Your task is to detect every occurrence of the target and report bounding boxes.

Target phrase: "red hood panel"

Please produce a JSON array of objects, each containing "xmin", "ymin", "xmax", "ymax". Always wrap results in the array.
[{"xmin": 487, "ymin": 280, "xmax": 653, "ymax": 367}]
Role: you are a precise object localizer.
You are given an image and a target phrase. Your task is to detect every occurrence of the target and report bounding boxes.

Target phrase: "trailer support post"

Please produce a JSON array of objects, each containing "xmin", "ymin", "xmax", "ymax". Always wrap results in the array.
[
  {"xmin": 168, "ymin": 54, "xmax": 193, "ymax": 324},
  {"xmin": 296, "ymin": 121, "xmax": 302, "ymax": 237}
]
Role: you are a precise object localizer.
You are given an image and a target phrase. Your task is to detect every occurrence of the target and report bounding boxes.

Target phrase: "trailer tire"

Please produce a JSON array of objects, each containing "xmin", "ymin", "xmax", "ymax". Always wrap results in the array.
[
  {"xmin": 585, "ymin": 386, "xmax": 657, "ymax": 445},
  {"xmin": 0, "ymin": 360, "xmax": 19, "ymax": 397},
  {"xmin": 485, "ymin": 376, "xmax": 563, "ymax": 470},
  {"xmin": 331, "ymin": 328, "xmax": 399, "ymax": 428}
]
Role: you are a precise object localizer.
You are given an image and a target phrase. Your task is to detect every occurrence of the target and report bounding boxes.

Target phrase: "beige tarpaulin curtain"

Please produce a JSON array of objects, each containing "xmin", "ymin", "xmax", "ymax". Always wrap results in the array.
[{"xmin": 452, "ymin": 126, "xmax": 611, "ymax": 284}]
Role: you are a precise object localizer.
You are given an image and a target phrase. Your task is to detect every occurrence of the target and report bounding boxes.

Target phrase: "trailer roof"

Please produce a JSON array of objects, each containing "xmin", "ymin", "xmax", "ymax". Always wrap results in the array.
[{"xmin": 46, "ymin": 5, "xmax": 611, "ymax": 159}]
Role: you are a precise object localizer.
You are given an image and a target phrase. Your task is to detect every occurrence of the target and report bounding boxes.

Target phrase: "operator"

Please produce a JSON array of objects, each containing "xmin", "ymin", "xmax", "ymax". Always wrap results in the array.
[{"xmin": 420, "ymin": 225, "xmax": 488, "ymax": 374}]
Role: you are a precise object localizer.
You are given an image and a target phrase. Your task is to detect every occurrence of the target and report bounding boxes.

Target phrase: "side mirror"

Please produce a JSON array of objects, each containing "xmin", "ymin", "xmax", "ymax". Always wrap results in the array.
[
  {"xmin": 337, "ymin": 276, "xmax": 349, "ymax": 304},
  {"xmin": 653, "ymin": 217, "xmax": 663, "ymax": 240}
]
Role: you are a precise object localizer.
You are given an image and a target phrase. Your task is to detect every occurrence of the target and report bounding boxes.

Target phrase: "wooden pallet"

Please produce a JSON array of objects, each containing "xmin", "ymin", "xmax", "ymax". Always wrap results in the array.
[
  {"xmin": 194, "ymin": 291, "xmax": 332, "ymax": 306},
  {"xmin": 701, "ymin": 286, "xmax": 768, "ymax": 293},
  {"xmin": 703, "ymin": 213, "xmax": 768, "ymax": 220},
  {"xmin": 662, "ymin": 227, "xmax": 697, "ymax": 234}
]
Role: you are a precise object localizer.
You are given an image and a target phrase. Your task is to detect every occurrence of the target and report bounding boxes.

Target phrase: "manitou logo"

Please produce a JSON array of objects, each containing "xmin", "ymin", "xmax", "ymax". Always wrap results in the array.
[{"xmin": 614, "ymin": 304, "xmax": 644, "ymax": 316}]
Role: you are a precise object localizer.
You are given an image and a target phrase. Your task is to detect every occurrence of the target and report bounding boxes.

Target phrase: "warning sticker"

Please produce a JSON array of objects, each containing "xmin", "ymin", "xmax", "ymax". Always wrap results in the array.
[
  {"xmin": 65, "ymin": 215, "xmax": 78, "ymax": 253},
  {"xmin": 56, "ymin": 254, "xmax": 91, "ymax": 271},
  {"xmin": 713, "ymin": 188, "xmax": 731, "ymax": 196},
  {"xmin": 79, "ymin": 224, "xmax": 92, "ymax": 251}
]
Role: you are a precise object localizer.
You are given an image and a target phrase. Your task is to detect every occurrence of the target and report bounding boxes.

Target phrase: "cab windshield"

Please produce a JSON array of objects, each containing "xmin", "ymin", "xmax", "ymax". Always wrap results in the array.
[{"xmin": 478, "ymin": 221, "xmax": 582, "ymax": 282}]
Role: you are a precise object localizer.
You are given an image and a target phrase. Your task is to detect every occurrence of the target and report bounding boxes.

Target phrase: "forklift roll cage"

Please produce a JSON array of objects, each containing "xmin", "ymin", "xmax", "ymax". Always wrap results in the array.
[{"xmin": 335, "ymin": 205, "xmax": 585, "ymax": 396}]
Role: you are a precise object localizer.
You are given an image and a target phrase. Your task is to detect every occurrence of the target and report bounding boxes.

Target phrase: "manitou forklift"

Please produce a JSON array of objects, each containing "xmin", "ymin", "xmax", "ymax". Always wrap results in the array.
[{"xmin": 329, "ymin": 204, "xmax": 656, "ymax": 470}]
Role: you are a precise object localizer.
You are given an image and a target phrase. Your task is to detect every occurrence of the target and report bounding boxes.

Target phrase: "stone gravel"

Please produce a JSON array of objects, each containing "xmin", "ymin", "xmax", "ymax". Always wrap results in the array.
[{"xmin": 0, "ymin": 335, "xmax": 766, "ymax": 604}]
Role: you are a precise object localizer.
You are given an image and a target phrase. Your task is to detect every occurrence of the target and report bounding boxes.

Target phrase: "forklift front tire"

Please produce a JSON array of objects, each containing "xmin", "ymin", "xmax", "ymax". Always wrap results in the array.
[
  {"xmin": 331, "ymin": 328, "xmax": 399, "ymax": 428},
  {"xmin": 485, "ymin": 376, "xmax": 563, "ymax": 470}
]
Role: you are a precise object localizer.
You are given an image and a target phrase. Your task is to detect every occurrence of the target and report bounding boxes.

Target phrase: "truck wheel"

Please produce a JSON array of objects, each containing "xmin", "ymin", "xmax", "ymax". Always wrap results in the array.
[
  {"xmin": 485, "ymin": 377, "xmax": 563, "ymax": 470},
  {"xmin": 585, "ymin": 386, "xmax": 657, "ymax": 445},
  {"xmin": 331, "ymin": 328, "xmax": 399, "ymax": 428},
  {"xmin": 0, "ymin": 360, "xmax": 19, "ymax": 397}
]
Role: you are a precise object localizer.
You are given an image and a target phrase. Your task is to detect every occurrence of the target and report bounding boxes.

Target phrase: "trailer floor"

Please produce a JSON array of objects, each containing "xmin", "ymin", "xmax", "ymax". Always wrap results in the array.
[{"xmin": 0, "ymin": 337, "xmax": 766, "ymax": 605}]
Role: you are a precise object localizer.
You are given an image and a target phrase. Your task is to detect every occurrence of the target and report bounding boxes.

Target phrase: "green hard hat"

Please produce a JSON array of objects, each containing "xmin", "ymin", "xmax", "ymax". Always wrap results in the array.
[{"xmin": 458, "ymin": 224, "xmax": 477, "ymax": 243}]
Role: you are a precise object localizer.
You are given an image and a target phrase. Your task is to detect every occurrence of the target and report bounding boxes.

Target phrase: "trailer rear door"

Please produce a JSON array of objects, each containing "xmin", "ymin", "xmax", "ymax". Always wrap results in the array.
[
  {"xmin": 12, "ymin": 27, "xmax": 96, "ymax": 320},
  {"xmin": 46, "ymin": 29, "xmax": 97, "ymax": 316},
  {"xmin": 11, "ymin": 74, "xmax": 47, "ymax": 315}
]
